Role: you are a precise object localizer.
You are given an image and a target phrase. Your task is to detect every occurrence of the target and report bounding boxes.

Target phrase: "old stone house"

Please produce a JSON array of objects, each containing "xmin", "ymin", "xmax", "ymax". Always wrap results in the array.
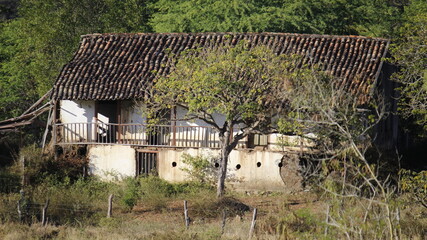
[{"xmin": 50, "ymin": 32, "xmax": 394, "ymax": 192}]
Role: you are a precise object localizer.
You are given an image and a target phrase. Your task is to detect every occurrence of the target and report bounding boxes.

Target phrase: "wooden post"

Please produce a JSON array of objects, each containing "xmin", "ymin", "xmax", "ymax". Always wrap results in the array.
[
  {"xmin": 52, "ymin": 101, "xmax": 57, "ymax": 146},
  {"xmin": 107, "ymin": 194, "xmax": 114, "ymax": 218},
  {"xmin": 324, "ymin": 205, "xmax": 330, "ymax": 236},
  {"xmin": 17, "ymin": 189, "xmax": 25, "ymax": 222},
  {"xmin": 17, "ymin": 200, "xmax": 22, "ymax": 222},
  {"xmin": 21, "ymin": 156, "xmax": 26, "ymax": 188},
  {"xmin": 172, "ymin": 107, "xmax": 176, "ymax": 146},
  {"xmin": 221, "ymin": 209, "xmax": 227, "ymax": 235},
  {"xmin": 249, "ymin": 208, "xmax": 257, "ymax": 239},
  {"xmin": 117, "ymin": 101, "xmax": 122, "ymax": 144},
  {"xmin": 184, "ymin": 200, "xmax": 189, "ymax": 229},
  {"xmin": 42, "ymin": 199, "xmax": 50, "ymax": 226}
]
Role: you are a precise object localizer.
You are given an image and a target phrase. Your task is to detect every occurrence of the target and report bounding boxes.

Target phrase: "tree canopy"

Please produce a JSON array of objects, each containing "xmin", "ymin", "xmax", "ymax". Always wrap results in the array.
[
  {"xmin": 0, "ymin": 0, "xmax": 153, "ymax": 119},
  {"xmin": 390, "ymin": 0, "xmax": 427, "ymax": 136},
  {"xmin": 147, "ymin": 42, "xmax": 301, "ymax": 197},
  {"xmin": 0, "ymin": 0, "xmax": 408, "ymax": 121},
  {"xmin": 149, "ymin": 0, "xmax": 401, "ymax": 36}
]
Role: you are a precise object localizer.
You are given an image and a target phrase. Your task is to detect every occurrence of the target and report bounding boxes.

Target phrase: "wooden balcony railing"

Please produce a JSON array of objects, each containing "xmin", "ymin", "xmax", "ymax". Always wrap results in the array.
[{"xmin": 54, "ymin": 122, "xmax": 222, "ymax": 148}]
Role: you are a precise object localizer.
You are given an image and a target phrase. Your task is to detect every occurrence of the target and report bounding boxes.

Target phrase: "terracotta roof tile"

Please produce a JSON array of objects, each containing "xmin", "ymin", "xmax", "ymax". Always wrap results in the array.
[{"xmin": 51, "ymin": 32, "xmax": 389, "ymax": 102}]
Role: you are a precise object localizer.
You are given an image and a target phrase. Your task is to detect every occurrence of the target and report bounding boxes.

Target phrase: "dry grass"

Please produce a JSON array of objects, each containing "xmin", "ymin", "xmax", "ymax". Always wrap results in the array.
[{"xmin": 0, "ymin": 190, "xmax": 425, "ymax": 239}]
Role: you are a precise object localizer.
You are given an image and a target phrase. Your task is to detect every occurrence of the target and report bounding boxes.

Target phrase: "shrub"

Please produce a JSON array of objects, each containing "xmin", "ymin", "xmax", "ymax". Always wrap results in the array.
[
  {"xmin": 0, "ymin": 193, "xmax": 20, "ymax": 223},
  {"xmin": 400, "ymin": 169, "xmax": 427, "ymax": 208},
  {"xmin": 121, "ymin": 177, "xmax": 140, "ymax": 211},
  {"xmin": 180, "ymin": 153, "xmax": 217, "ymax": 186},
  {"xmin": 138, "ymin": 176, "xmax": 176, "ymax": 211},
  {"xmin": 14, "ymin": 144, "xmax": 88, "ymax": 186}
]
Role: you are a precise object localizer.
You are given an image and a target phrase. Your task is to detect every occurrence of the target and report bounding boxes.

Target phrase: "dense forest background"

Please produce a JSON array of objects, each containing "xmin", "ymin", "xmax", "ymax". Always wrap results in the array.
[{"xmin": 0, "ymin": 0, "xmax": 425, "ymax": 155}]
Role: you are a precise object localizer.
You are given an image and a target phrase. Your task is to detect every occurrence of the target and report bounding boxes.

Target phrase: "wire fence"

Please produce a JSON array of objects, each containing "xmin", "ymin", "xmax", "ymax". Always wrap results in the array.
[
  {"xmin": 0, "ymin": 184, "xmax": 113, "ymax": 226},
  {"xmin": 1, "ymin": 197, "xmax": 108, "ymax": 225}
]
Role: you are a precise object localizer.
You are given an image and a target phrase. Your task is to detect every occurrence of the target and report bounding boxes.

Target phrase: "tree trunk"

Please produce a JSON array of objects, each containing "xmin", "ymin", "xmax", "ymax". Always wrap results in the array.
[{"xmin": 217, "ymin": 130, "xmax": 231, "ymax": 198}]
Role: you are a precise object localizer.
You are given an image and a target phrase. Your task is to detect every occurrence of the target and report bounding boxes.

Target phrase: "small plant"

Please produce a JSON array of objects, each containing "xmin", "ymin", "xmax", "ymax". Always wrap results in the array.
[
  {"xmin": 15, "ymin": 144, "xmax": 88, "ymax": 186},
  {"xmin": 180, "ymin": 153, "xmax": 217, "ymax": 186},
  {"xmin": 121, "ymin": 177, "xmax": 140, "ymax": 211},
  {"xmin": 400, "ymin": 169, "xmax": 427, "ymax": 208},
  {"xmin": 138, "ymin": 176, "xmax": 176, "ymax": 211}
]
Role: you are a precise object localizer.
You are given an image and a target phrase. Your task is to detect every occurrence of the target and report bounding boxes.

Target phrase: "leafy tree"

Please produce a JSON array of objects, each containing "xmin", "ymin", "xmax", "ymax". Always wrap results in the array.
[
  {"xmin": 0, "ymin": 0, "xmax": 153, "ymax": 119},
  {"xmin": 149, "ymin": 0, "xmax": 287, "ymax": 33},
  {"xmin": 147, "ymin": 41, "xmax": 299, "ymax": 197},
  {"xmin": 150, "ymin": 0, "xmax": 402, "ymax": 37},
  {"xmin": 390, "ymin": 0, "xmax": 427, "ymax": 136},
  {"xmin": 278, "ymin": 0, "xmax": 402, "ymax": 37}
]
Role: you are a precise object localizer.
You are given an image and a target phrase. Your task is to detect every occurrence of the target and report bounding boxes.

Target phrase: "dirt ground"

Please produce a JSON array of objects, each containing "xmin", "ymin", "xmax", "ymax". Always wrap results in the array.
[{"xmin": 131, "ymin": 191, "xmax": 324, "ymax": 227}]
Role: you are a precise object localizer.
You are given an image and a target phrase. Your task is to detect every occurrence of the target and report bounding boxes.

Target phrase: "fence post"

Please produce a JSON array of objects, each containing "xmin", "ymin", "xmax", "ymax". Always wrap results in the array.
[
  {"xmin": 21, "ymin": 156, "xmax": 26, "ymax": 187},
  {"xmin": 17, "ymin": 189, "xmax": 25, "ymax": 223},
  {"xmin": 184, "ymin": 200, "xmax": 190, "ymax": 229},
  {"xmin": 17, "ymin": 200, "xmax": 22, "ymax": 222},
  {"xmin": 107, "ymin": 194, "xmax": 114, "ymax": 218},
  {"xmin": 249, "ymin": 208, "xmax": 257, "ymax": 239},
  {"xmin": 221, "ymin": 209, "xmax": 227, "ymax": 235},
  {"xmin": 42, "ymin": 199, "xmax": 50, "ymax": 226}
]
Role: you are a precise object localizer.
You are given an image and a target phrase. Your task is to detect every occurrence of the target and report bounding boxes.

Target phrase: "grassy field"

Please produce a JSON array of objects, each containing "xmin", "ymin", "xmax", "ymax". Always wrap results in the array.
[
  {"xmin": 1, "ymin": 182, "xmax": 426, "ymax": 240},
  {"xmin": 0, "ymin": 189, "xmax": 325, "ymax": 240},
  {"xmin": 0, "ymin": 146, "xmax": 426, "ymax": 239}
]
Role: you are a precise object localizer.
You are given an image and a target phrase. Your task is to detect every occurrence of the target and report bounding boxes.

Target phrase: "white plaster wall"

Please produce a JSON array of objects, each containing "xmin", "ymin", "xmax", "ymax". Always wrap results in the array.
[
  {"xmin": 158, "ymin": 148, "xmax": 219, "ymax": 182},
  {"xmin": 60, "ymin": 100, "xmax": 95, "ymax": 123},
  {"xmin": 88, "ymin": 145, "xmax": 136, "ymax": 180},
  {"xmin": 227, "ymin": 150, "xmax": 287, "ymax": 191},
  {"xmin": 60, "ymin": 100, "xmax": 96, "ymax": 142},
  {"xmin": 158, "ymin": 148, "xmax": 302, "ymax": 192}
]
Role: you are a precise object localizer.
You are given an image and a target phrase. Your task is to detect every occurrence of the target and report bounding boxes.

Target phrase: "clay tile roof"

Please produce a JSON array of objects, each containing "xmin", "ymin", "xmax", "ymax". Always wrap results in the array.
[{"xmin": 51, "ymin": 32, "xmax": 390, "ymax": 103}]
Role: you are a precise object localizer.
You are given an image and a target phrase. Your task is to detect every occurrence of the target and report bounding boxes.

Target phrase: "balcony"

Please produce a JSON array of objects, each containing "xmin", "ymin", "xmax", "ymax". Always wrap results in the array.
[{"xmin": 53, "ymin": 122, "xmax": 222, "ymax": 148}]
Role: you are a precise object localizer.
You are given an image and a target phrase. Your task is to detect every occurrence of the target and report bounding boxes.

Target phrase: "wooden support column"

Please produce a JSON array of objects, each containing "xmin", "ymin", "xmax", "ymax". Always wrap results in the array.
[
  {"xmin": 52, "ymin": 100, "xmax": 58, "ymax": 146},
  {"xmin": 172, "ymin": 107, "xmax": 176, "ymax": 146},
  {"xmin": 117, "ymin": 101, "xmax": 122, "ymax": 144},
  {"xmin": 94, "ymin": 101, "xmax": 99, "ymax": 143}
]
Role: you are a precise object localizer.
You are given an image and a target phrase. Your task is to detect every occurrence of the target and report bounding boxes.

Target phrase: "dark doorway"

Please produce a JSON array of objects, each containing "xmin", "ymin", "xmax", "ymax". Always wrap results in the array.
[{"xmin": 96, "ymin": 101, "xmax": 118, "ymax": 143}]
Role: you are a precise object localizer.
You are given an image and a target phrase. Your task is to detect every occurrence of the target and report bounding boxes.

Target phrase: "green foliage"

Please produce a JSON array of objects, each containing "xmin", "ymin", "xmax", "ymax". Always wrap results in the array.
[
  {"xmin": 121, "ymin": 177, "xmax": 140, "ymax": 211},
  {"xmin": 138, "ymin": 176, "xmax": 176, "ymax": 211},
  {"xmin": 150, "ymin": 41, "xmax": 293, "ymax": 127},
  {"xmin": 150, "ymin": 0, "xmax": 400, "ymax": 37},
  {"xmin": 180, "ymin": 153, "xmax": 216, "ymax": 186},
  {"xmin": 400, "ymin": 169, "xmax": 427, "ymax": 208},
  {"xmin": 149, "ymin": 0, "xmax": 286, "ymax": 33},
  {"xmin": 0, "ymin": 0, "xmax": 409, "ymax": 121},
  {"xmin": 390, "ymin": 0, "xmax": 427, "ymax": 137},
  {"xmin": 277, "ymin": 111, "xmax": 304, "ymax": 135},
  {"xmin": 16, "ymin": 145, "xmax": 87, "ymax": 185},
  {"xmin": 26, "ymin": 177, "xmax": 120, "ymax": 225},
  {"xmin": 0, "ymin": 192, "xmax": 20, "ymax": 222},
  {"xmin": 0, "ymin": 0, "xmax": 153, "ymax": 119},
  {"xmin": 280, "ymin": 0, "xmax": 401, "ymax": 37}
]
